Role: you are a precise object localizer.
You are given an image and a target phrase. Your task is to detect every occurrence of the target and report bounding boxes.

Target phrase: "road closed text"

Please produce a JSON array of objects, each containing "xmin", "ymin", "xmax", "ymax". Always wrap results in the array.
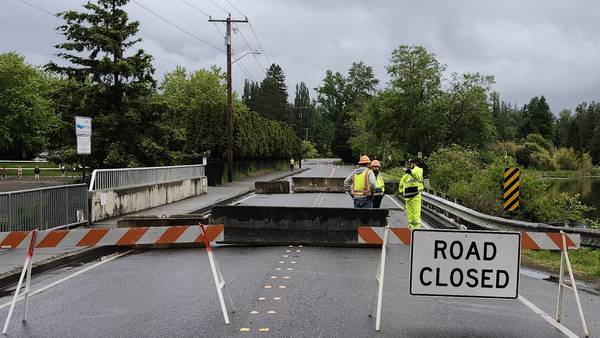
[{"xmin": 410, "ymin": 230, "xmax": 520, "ymax": 299}]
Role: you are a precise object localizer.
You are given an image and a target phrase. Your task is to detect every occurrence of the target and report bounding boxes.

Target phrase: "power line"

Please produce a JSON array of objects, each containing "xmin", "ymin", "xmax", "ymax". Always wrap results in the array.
[
  {"xmin": 15, "ymin": 0, "xmax": 57, "ymax": 17},
  {"xmin": 180, "ymin": 0, "xmax": 210, "ymax": 17},
  {"xmin": 132, "ymin": 0, "xmax": 224, "ymax": 52},
  {"xmin": 248, "ymin": 23, "xmax": 270, "ymax": 66},
  {"xmin": 216, "ymin": 0, "xmax": 270, "ymax": 65},
  {"xmin": 213, "ymin": 22, "xmax": 256, "ymax": 81},
  {"xmin": 235, "ymin": 24, "xmax": 266, "ymax": 75},
  {"xmin": 208, "ymin": 0, "xmax": 229, "ymax": 14},
  {"xmin": 223, "ymin": 0, "xmax": 245, "ymax": 18}
]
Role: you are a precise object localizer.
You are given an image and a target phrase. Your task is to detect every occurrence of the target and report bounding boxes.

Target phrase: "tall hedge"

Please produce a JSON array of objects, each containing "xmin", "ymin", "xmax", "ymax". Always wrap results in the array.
[{"xmin": 160, "ymin": 67, "xmax": 301, "ymax": 162}]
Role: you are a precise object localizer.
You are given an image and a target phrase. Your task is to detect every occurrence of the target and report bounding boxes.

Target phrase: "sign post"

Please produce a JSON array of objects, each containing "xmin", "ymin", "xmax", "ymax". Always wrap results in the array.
[
  {"xmin": 75, "ymin": 116, "xmax": 92, "ymax": 181},
  {"xmin": 410, "ymin": 229, "xmax": 521, "ymax": 299}
]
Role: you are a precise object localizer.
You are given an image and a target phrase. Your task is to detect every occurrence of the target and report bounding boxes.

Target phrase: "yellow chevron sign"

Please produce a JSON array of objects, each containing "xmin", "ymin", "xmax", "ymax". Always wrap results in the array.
[{"xmin": 503, "ymin": 167, "xmax": 520, "ymax": 211}]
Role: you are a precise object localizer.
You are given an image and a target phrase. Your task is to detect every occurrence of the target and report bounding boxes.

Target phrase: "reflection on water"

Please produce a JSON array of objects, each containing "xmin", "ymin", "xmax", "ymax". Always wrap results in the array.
[{"xmin": 549, "ymin": 177, "xmax": 600, "ymax": 221}]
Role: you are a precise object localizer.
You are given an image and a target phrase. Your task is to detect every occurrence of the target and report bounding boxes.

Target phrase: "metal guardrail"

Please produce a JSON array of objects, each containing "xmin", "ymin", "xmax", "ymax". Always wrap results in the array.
[
  {"xmin": 0, "ymin": 184, "xmax": 88, "ymax": 232},
  {"xmin": 421, "ymin": 191, "xmax": 600, "ymax": 248},
  {"xmin": 89, "ymin": 164, "xmax": 206, "ymax": 191}
]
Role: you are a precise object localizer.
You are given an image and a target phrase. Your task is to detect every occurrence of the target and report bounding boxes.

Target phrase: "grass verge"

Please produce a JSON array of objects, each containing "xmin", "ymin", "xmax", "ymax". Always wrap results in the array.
[{"xmin": 521, "ymin": 248, "xmax": 600, "ymax": 284}]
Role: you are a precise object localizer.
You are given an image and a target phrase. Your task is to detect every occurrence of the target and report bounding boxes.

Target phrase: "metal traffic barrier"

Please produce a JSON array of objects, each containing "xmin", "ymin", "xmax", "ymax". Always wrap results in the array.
[
  {"xmin": 421, "ymin": 190, "xmax": 600, "ymax": 248},
  {"xmin": 0, "ymin": 184, "xmax": 88, "ymax": 232},
  {"xmin": 89, "ymin": 163, "xmax": 206, "ymax": 191}
]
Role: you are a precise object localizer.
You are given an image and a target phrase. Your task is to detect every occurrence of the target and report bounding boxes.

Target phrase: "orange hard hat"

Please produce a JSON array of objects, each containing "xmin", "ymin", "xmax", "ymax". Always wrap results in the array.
[
  {"xmin": 371, "ymin": 160, "xmax": 381, "ymax": 168},
  {"xmin": 358, "ymin": 155, "xmax": 371, "ymax": 164}
]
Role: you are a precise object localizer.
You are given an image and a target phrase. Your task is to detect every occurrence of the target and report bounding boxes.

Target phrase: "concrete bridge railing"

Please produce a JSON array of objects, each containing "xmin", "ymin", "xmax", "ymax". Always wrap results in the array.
[{"xmin": 89, "ymin": 162, "xmax": 207, "ymax": 223}]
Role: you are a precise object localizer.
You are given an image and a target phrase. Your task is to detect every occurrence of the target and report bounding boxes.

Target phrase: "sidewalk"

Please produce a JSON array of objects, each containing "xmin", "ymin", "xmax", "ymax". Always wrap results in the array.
[
  {"xmin": 0, "ymin": 168, "xmax": 305, "ymax": 285},
  {"xmin": 92, "ymin": 168, "xmax": 305, "ymax": 227}
]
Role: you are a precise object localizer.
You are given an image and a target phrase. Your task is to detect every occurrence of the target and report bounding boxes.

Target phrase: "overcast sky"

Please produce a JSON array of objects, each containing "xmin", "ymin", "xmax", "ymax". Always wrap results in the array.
[{"xmin": 1, "ymin": 0, "xmax": 599, "ymax": 112}]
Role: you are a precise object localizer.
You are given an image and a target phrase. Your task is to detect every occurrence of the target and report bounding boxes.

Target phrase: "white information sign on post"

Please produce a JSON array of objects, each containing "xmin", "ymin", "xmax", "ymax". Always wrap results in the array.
[
  {"xmin": 75, "ymin": 116, "xmax": 92, "ymax": 136},
  {"xmin": 76, "ymin": 136, "xmax": 91, "ymax": 155},
  {"xmin": 410, "ymin": 229, "xmax": 521, "ymax": 299},
  {"xmin": 75, "ymin": 116, "xmax": 92, "ymax": 155}
]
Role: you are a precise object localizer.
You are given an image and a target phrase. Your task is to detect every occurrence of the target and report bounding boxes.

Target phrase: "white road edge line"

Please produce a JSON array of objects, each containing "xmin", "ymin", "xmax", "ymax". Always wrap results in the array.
[
  {"xmin": 384, "ymin": 195, "xmax": 430, "ymax": 229},
  {"xmin": 518, "ymin": 295, "xmax": 579, "ymax": 338},
  {"xmin": 385, "ymin": 195, "xmax": 405, "ymax": 211},
  {"xmin": 0, "ymin": 250, "xmax": 133, "ymax": 310}
]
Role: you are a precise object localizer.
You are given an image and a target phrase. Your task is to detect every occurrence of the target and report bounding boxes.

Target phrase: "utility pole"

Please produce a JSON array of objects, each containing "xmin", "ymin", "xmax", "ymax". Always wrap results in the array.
[{"xmin": 209, "ymin": 14, "xmax": 248, "ymax": 182}]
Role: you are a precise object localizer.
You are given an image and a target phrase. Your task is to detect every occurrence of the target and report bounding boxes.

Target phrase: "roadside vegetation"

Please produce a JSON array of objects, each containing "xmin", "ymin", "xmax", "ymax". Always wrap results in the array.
[{"xmin": 521, "ymin": 249, "xmax": 600, "ymax": 283}]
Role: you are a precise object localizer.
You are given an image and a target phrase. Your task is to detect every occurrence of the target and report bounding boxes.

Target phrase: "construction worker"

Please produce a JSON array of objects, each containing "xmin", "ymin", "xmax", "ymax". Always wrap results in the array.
[
  {"xmin": 371, "ymin": 160, "xmax": 385, "ymax": 208},
  {"xmin": 289, "ymin": 158, "xmax": 295, "ymax": 172},
  {"xmin": 344, "ymin": 155, "xmax": 376, "ymax": 208},
  {"xmin": 399, "ymin": 158, "xmax": 424, "ymax": 229}
]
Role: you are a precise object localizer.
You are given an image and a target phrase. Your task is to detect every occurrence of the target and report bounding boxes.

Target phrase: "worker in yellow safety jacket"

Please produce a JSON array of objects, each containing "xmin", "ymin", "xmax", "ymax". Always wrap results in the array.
[
  {"xmin": 370, "ymin": 160, "xmax": 385, "ymax": 208},
  {"xmin": 398, "ymin": 158, "xmax": 424, "ymax": 229},
  {"xmin": 344, "ymin": 155, "xmax": 376, "ymax": 208}
]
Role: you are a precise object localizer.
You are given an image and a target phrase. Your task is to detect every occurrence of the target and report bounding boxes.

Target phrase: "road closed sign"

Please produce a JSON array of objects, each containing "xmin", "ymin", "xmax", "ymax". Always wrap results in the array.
[{"xmin": 410, "ymin": 229, "xmax": 521, "ymax": 299}]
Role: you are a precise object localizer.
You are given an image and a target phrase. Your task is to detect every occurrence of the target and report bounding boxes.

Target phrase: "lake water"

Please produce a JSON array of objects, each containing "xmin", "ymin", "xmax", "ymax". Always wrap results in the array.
[{"xmin": 549, "ymin": 176, "xmax": 600, "ymax": 222}]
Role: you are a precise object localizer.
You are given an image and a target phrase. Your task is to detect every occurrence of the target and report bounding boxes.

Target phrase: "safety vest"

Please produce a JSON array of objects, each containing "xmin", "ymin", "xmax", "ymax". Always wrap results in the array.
[
  {"xmin": 400, "ymin": 166, "xmax": 423, "ymax": 198},
  {"xmin": 353, "ymin": 169, "xmax": 371, "ymax": 197},
  {"xmin": 374, "ymin": 174, "xmax": 385, "ymax": 196}
]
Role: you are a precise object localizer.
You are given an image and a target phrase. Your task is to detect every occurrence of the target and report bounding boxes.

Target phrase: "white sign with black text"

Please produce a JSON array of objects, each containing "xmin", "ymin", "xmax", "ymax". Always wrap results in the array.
[{"xmin": 410, "ymin": 229, "xmax": 521, "ymax": 299}]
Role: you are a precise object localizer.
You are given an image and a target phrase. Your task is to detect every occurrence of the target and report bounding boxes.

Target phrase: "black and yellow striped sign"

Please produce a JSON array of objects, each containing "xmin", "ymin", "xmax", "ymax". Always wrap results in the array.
[{"xmin": 503, "ymin": 167, "xmax": 520, "ymax": 211}]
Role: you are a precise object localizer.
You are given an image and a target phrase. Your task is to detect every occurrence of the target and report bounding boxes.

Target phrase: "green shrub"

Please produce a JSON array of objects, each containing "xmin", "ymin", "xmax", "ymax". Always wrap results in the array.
[
  {"xmin": 554, "ymin": 148, "xmax": 578, "ymax": 170},
  {"xmin": 302, "ymin": 140, "xmax": 319, "ymax": 159},
  {"xmin": 524, "ymin": 133, "xmax": 552, "ymax": 151},
  {"xmin": 428, "ymin": 144, "xmax": 480, "ymax": 192}
]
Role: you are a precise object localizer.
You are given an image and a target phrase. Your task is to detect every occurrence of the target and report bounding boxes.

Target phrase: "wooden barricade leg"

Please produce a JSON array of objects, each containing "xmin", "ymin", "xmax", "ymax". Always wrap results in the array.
[
  {"xmin": 200, "ymin": 225, "xmax": 234, "ymax": 325},
  {"xmin": 374, "ymin": 226, "xmax": 389, "ymax": 332},
  {"xmin": 3, "ymin": 230, "xmax": 37, "ymax": 335},
  {"xmin": 555, "ymin": 231, "xmax": 589, "ymax": 337}
]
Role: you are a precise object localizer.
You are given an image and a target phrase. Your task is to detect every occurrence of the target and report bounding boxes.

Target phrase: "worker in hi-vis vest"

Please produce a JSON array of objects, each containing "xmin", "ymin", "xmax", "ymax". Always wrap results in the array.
[
  {"xmin": 344, "ymin": 155, "xmax": 376, "ymax": 208},
  {"xmin": 398, "ymin": 158, "xmax": 424, "ymax": 229},
  {"xmin": 370, "ymin": 160, "xmax": 385, "ymax": 208}
]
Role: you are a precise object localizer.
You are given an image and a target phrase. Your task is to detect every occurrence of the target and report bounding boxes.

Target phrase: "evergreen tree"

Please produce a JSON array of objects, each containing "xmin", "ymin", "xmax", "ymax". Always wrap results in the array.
[
  {"xmin": 254, "ymin": 64, "xmax": 289, "ymax": 122},
  {"xmin": 519, "ymin": 95, "xmax": 555, "ymax": 141},
  {"xmin": 46, "ymin": 0, "xmax": 157, "ymax": 167},
  {"xmin": 242, "ymin": 79, "xmax": 259, "ymax": 112},
  {"xmin": 293, "ymin": 82, "xmax": 311, "ymax": 140}
]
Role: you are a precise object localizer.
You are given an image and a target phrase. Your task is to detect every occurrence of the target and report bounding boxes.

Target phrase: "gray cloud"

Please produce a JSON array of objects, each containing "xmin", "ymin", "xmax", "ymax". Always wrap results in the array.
[{"xmin": 1, "ymin": 0, "xmax": 599, "ymax": 111}]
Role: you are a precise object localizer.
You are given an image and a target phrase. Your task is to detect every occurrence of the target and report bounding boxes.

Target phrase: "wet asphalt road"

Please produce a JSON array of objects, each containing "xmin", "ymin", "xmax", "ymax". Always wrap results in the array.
[{"xmin": 0, "ymin": 161, "xmax": 598, "ymax": 337}]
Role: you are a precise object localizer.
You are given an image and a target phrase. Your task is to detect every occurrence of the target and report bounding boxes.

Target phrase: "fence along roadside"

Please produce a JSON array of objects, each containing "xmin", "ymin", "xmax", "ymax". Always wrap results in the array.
[{"xmin": 0, "ymin": 184, "xmax": 88, "ymax": 232}]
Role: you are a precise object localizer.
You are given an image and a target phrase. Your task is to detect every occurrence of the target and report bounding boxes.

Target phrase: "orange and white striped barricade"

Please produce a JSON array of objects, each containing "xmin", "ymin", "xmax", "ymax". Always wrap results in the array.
[
  {"xmin": 1, "ymin": 224, "xmax": 233, "ymax": 334},
  {"xmin": 358, "ymin": 226, "xmax": 588, "ymax": 337}
]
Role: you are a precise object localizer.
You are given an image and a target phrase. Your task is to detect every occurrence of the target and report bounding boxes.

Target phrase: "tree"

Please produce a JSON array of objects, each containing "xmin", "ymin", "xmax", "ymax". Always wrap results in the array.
[
  {"xmin": 293, "ymin": 82, "xmax": 311, "ymax": 140},
  {"xmin": 345, "ymin": 61, "xmax": 379, "ymax": 106},
  {"xmin": 315, "ymin": 70, "xmax": 352, "ymax": 162},
  {"xmin": 384, "ymin": 45, "xmax": 445, "ymax": 154},
  {"xmin": 519, "ymin": 95, "xmax": 555, "ymax": 141},
  {"xmin": 253, "ymin": 64, "xmax": 289, "ymax": 123},
  {"xmin": 242, "ymin": 79, "xmax": 260, "ymax": 112},
  {"xmin": 435, "ymin": 72, "xmax": 497, "ymax": 148},
  {"xmin": 556, "ymin": 109, "xmax": 573, "ymax": 147},
  {"xmin": 46, "ymin": 0, "xmax": 158, "ymax": 167},
  {"xmin": 0, "ymin": 52, "xmax": 57, "ymax": 159}
]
